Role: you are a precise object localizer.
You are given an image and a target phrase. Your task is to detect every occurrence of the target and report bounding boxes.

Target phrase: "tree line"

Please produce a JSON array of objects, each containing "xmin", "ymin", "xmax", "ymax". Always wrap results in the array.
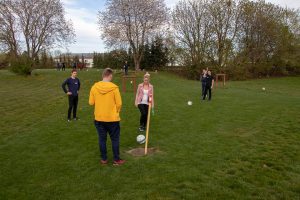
[
  {"xmin": 0, "ymin": 0, "xmax": 75, "ymax": 74},
  {"xmin": 1, "ymin": 0, "xmax": 299, "ymax": 79},
  {"xmin": 99, "ymin": 0, "xmax": 300, "ymax": 79},
  {"xmin": 93, "ymin": 36, "xmax": 169, "ymax": 70}
]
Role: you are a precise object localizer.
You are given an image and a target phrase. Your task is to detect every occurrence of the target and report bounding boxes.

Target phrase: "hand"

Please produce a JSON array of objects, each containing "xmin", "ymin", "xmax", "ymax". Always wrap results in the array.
[
  {"xmin": 211, "ymin": 86, "xmax": 213, "ymax": 89},
  {"xmin": 67, "ymin": 92, "xmax": 72, "ymax": 95},
  {"xmin": 135, "ymin": 103, "xmax": 138, "ymax": 107}
]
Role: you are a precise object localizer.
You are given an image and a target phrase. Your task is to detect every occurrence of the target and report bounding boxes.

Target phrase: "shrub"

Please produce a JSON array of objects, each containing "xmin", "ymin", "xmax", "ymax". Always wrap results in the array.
[{"xmin": 10, "ymin": 55, "xmax": 33, "ymax": 75}]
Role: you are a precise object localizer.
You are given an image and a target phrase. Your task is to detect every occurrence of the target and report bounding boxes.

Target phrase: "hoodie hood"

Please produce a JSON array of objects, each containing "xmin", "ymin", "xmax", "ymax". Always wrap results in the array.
[{"xmin": 94, "ymin": 81, "xmax": 118, "ymax": 95}]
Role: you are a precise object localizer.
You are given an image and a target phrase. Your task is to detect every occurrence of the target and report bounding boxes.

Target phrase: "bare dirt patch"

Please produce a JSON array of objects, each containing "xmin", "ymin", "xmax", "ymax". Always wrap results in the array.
[{"xmin": 127, "ymin": 147, "xmax": 160, "ymax": 157}]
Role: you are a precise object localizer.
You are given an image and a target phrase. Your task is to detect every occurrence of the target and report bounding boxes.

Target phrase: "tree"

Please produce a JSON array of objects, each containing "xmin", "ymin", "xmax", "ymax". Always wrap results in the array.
[
  {"xmin": 0, "ymin": 0, "xmax": 19, "ymax": 57},
  {"xmin": 207, "ymin": 0, "xmax": 241, "ymax": 69},
  {"xmin": 98, "ymin": 0, "xmax": 168, "ymax": 70},
  {"xmin": 172, "ymin": 0, "xmax": 212, "ymax": 68},
  {"xmin": 0, "ymin": 0, "xmax": 75, "ymax": 66}
]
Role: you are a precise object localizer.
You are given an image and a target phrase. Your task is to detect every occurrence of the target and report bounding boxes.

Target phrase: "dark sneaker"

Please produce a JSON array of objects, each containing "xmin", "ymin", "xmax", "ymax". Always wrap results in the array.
[
  {"xmin": 113, "ymin": 159, "xmax": 126, "ymax": 166},
  {"xmin": 100, "ymin": 160, "xmax": 108, "ymax": 165}
]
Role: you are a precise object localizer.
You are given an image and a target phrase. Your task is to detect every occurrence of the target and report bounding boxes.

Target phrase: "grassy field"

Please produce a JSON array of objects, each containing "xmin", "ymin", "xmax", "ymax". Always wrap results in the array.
[{"xmin": 0, "ymin": 69, "xmax": 299, "ymax": 200}]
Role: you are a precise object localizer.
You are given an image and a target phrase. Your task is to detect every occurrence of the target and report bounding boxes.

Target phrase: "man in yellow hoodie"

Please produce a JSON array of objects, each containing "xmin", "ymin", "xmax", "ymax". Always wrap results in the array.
[{"xmin": 89, "ymin": 68, "xmax": 125, "ymax": 166}]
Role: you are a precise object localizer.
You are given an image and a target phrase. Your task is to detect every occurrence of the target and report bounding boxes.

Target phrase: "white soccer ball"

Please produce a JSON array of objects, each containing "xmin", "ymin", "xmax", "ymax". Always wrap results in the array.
[
  {"xmin": 187, "ymin": 101, "xmax": 193, "ymax": 106},
  {"xmin": 262, "ymin": 87, "xmax": 266, "ymax": 91},
  {"xmin": 136, "ymin": 134, "xmax": 146, "ymax": 144}
]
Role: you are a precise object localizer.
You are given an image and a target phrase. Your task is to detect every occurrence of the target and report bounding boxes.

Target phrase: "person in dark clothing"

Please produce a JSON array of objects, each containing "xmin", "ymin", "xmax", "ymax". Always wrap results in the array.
[
  {"xmin": 124, "ymin": 61, "xmax": 129, "ymax": 75},
  {"xmin": 62, "ymin": 62, "xmax": 66, "ymax": 71},
  {"xmin": 56, "ymin": 62, "xmax": 61, "ymax": 71},
  {"xmin": 200, "ymin": 69, "xmax": 207, "ymax": 98},
  {"xmin": 62, "ymin": 70, "xmax": 80, "ymax": 121},
  {"xmin": 72, "ymin": 62, "xmax": 77, "ymax": 70},
  {"xmin": 203, "ymin": 70, "xmax": 214, "ymax": 101}
]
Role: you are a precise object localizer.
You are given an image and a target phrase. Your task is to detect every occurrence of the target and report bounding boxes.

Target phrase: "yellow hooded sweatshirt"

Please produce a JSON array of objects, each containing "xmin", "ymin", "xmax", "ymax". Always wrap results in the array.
[{"xmin": 89, "ymin": 81, "xmax": 122, "ymax": 122}]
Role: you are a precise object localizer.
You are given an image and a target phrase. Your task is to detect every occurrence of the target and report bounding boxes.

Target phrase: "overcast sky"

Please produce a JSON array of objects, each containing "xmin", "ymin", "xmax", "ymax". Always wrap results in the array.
[{"xmin": 60, "ymin": 0, "xmax": 300, "ymax": 53}]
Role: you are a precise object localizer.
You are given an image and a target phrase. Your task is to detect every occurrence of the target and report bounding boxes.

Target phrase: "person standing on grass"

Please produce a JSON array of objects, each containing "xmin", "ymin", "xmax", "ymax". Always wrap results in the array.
[
  {"xmin": 203, "ymin": 70, "xmax": 214, "ymax": 101},
  {"xmin": 56, "ymin": 62, "xmax": 60, "ymax": 71},
  {"xmin": 72, "ymin": 62, "xmax": 77, "ymax": 70},
  {"xmin": 135, "ymin": 73, "xmax": 155, "ymax": 132},
  {"xmin": 62, "ymin": 69, "xmax": 80, "ymax": 121},
  {"xmin": 62, "ymin": 62, "xmax": 66, "ymax": 71},
  {"xmin": 123, "ymin": 61, "xmax": 129, "ymax": 75},
  {"xmin": 200, "ymin": 68, "xmax": 207, "ymax": 98},
  {"xmin": 89, "ymin": 68, "xmax": 125, "ymax": 166}
]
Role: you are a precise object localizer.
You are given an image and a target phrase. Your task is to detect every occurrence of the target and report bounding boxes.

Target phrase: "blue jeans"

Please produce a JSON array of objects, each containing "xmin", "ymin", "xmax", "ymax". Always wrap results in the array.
[{"xmin": 94, "ymin": 121, "xmax": 120, "ymax": 161}]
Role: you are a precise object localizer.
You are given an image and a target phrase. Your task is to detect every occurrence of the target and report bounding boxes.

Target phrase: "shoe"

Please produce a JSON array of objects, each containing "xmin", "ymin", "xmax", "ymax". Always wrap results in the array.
[
  {"xmin": 67, "ymin": 119, "xmax": 71, "ymax": 122},
  {"xmin": 139, "ymin": 127, "xmax": 144, "ymax": 132},
  {"xmin": 113, "ymin": 159, "xmax": 126, "ymax": 166},
  {"xmin": 100, "ymin": 160, "xmax": 108, "ymax": 165},
  {"xmin": 73, "ymin": 117, "xmax": 79, "ymax": 121}
]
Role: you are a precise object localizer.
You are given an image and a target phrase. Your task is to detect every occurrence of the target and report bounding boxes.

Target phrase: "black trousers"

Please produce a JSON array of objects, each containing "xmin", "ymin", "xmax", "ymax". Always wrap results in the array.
[
  {"xmin": 201, "ymin": 83, "xmax": 206, "ymax": 97},
  {"xmin": 68, "ymin": 95, "xmax": 78, "ymax": 119},
  {"xmin": 138, "ymin": 104, "xmax": 149, "ymax": 128},
  {"xmin": 203, "ymin": 86, "xmax": 212, "ymax": 100},
  {"xmin": 125, "ymin": 68, "xmax": 128, "ymax": 75}
]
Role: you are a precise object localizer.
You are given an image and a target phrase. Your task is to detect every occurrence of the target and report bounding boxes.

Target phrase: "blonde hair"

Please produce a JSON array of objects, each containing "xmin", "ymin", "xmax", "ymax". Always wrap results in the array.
[{"xmin": 144, "ymin": 72, "xmax": 150, "ymax": 78}]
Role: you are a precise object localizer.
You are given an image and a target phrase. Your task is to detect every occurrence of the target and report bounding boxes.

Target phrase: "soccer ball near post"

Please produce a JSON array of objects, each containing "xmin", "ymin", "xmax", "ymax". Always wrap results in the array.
[{"xmin": 136, "ymin": 135, "xmax": 146, "ymax": 144}]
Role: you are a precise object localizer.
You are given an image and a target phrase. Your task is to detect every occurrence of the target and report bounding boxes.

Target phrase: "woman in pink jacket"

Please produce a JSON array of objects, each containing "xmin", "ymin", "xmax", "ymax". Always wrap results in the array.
[{"xmin": 135, "ymin": 73, "xmax": 154, "ymax": 132}]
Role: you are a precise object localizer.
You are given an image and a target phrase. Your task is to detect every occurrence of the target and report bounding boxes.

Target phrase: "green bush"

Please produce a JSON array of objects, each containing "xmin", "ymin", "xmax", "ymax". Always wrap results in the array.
[{"xmin": 10, "ymin": 55, "xmax": 33, "ymax": 75}]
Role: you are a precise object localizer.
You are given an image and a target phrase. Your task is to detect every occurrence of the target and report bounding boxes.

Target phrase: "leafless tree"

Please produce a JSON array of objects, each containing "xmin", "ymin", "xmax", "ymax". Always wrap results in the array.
[
  {"xmin": 0, "ymin": 0, "xmax": 19, "ymax": 57},
  {"xmin": 98, "ymin": 0, "xmax": 168, "ymax": 70},
  {"xmin": 207, "ymin": 0, "xmax": 241, "ymax": 68},
  {"xmin": 172, "ymin": 0, "xmax": 211, "ymax": 67},
  {"xmin": 0, "ymin": 0, "xmax": 75, "ymax": 61}
]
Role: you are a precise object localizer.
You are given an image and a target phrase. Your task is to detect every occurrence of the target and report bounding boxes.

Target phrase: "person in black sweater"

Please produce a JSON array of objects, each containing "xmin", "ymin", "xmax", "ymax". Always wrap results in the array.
[
  {"xmin": 124, "ymin": 61, "xmax": 129, "ymax": 75},
  {"xmin": 62, "ymin": 70, "xmax": 80, "ymax": 121},
  {"xmin": 62, "ymin": 62, "xmax": 66, "ymax": 71},
  {"xmin": 203, "ymin": 70, "xmax": 214, "ymax": 101}
]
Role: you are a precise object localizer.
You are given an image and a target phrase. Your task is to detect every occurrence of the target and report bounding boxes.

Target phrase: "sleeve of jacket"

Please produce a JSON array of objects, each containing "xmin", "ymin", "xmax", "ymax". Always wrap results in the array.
[
  {"xmin": 135, "ymin": 85, "xmax": 140, "ymax": 105},
  {"xmin": 62, "ymin": 79, "xmax": 68, "ymax": 93},
  {"xmin": 89, "ymin": 86, "xmax": 95, "ymax": 106},
  {"xmin": 114, "ymin": 87, "xmax": 122, "ymax": 113},
  {"xmin": 78, "ymin": 79, "xmax": 81, "ymax": 91}
]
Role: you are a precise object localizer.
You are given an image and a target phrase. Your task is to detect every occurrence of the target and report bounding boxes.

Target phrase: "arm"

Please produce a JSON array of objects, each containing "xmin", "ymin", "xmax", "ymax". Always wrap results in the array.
[
  {"xmin": 135, "ymin": 85, "xmax": 140, "ymax": 106},
  {"xmin": 114, "ymin": 88, "xmax": 122, "ymax": 113},
  {"xmin": 151, "ymin": 86, "xmax": 154, "ymax": 108},
  {"xmin": 89, "ymin": 86, "xmax": 95, "ymax": 106},
  {"xmin": 211, "ymin": 79, "xmax": 215, "ymax": 89},
  {"xmin": 62, "ymin": 79, "xmax": 68, "ymax": 93},
  {"xmin": 78, "ymin": 79, "xmax": 81, "ymax": 91}
]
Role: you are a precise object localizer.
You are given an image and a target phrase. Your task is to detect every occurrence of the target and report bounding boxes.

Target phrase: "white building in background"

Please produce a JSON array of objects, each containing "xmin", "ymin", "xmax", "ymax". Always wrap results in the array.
[
  {"xmin": 54, "ymin": 53, "xmax": 94, "ymax": 68},
  {"xmin": 84, "ymin": 56, "xmax": 93, "ymax": 68}
]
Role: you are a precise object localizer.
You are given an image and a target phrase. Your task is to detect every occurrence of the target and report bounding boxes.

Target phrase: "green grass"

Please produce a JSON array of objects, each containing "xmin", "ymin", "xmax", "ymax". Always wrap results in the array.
[{"xmin": 0, "ymin": 69, "xmax": 299, "ymax": 200}]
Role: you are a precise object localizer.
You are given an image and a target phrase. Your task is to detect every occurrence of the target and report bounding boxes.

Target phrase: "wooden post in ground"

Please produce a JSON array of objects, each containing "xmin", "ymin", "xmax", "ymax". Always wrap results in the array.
[
  {"xmin": 144, "ymin": 95, "xmax": 152, "ymax": 155},
  {"xmin": 215, "ymin": 74, "xmax": 226, "ymax": 88},
  {"xmin": 122, "ymin": 75, "xmax": 137, "ymax": 93}
]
